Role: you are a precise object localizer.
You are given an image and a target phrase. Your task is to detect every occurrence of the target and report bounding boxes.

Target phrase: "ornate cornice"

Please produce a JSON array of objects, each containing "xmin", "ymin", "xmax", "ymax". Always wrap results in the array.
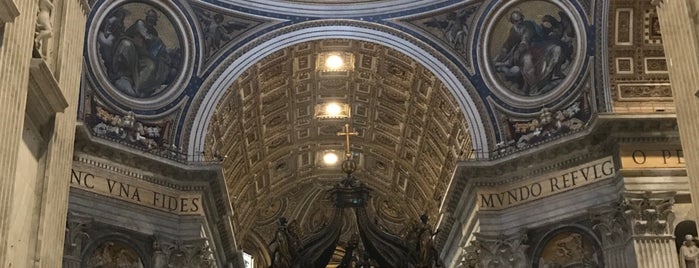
[{"xmin": 437, "ymin": 113, "xmax": 678, "ymax": 251}]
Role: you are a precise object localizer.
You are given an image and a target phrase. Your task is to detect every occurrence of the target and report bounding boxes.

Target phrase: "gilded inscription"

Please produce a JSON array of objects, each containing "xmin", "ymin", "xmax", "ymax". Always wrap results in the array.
[{"xmin": 619, "ymin": 144, "xmax": 685, "ymax": 169}]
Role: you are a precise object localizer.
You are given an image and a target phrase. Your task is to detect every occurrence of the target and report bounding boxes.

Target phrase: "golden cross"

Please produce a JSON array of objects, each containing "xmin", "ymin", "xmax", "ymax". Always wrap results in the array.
[{"xmin": 337, "ymin": 123, "xmax": 358, "ymax": 159}]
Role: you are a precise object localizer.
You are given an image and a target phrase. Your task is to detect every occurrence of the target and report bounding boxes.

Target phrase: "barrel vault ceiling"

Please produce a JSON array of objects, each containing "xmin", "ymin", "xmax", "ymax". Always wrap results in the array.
[{"xmin": 203, "ymin": 39, "xmax": 471, "ymax": 250}]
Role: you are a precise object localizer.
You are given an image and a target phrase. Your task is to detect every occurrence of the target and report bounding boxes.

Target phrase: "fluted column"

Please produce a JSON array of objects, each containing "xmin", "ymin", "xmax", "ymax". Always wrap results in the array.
[
  {"xmin": 624, "ymin": 191, "xmax": 678, "ymax": 268},
  {"xmin": 0, "ymin": 0, "xmax": 39, "ymax": 266},
  {"xmin": 590, "ymin": 204, "xmax": 637, "ymax": 268},
  {"xmin": 476, "ymin": 232, "xmax": 528, "ymax": 268},
  {"xmin": 654, "ymin": 0, "xmax": 699, "ymax": 225}
]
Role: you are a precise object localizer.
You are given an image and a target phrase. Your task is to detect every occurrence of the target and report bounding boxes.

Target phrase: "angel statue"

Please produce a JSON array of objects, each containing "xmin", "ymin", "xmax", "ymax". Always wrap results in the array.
[
  {"xmin": 403, "ymin": 214, "xmax": 443, "ymax": 268},
  {"xmin": 269, "ymin": 217, "xmax": 300, "ymax": 268},
  {"xmin": 199, "ymin": 11, "xmax": 249, "ymax": 52},
  {"xmin": 423, "ymin": 6, "xmax": 478, "ymax": 52}
]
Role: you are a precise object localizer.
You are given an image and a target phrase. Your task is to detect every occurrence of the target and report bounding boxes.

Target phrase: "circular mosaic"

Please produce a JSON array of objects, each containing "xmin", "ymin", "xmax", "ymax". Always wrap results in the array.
[
  {"xmin": 87, "ymin": 0, "xmax": 192, "ymax": 109},
  {"xmin": 480, "ymin": 0, "xmax": 587, "ymax": 107}
]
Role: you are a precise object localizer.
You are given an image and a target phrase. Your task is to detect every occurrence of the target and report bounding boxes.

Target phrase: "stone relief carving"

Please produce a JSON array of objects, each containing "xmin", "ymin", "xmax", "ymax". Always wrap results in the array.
[
  {"xmin": 92, "ymin": 107, "xmax": 161, "ymax": 149},
  {"xmin": 422, "ymin": 5, "xmax": 478, "ymax": 53},
  {"xmin": 476, "ymin": 232, "xmax": 528, "ymax": 268},
  {"xmin": 457, "ymin": 240, "xmax": 481, "ymax": 268},
  {"xmin": 195, "ymin": 9, "xmax": 249, "ymax": 57},
  {"xmin": 34, "ymin": 0, "xmax": 54, "ymax": 58},
  {"xmin": 86, "ymin": 106, "xmax": 192, "ymax": 162},
  {"xmin": 537, "ymin": 232, "xmax": 601, "ymax": 267},
  {"xmin": 497, "ymin": 94, "xmax": 590, "ymax": 153},
  {"xmin": 87, "ymin": 241, "xmax": 145, "ymax": 268},
  {"xmin": 618, "ymin": 84, "xmax": 672, "ymax": 99},
  {"xmin": 152, "ymin": 237, "xmax": 215, "ymax": 268},
  {"xmin": 623, "ymin": 191, "xmax": 676, "ymax": 236}
]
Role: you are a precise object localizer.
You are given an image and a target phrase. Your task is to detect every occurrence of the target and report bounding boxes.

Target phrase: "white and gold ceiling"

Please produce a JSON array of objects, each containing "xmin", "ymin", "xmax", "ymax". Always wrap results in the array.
[{"xmin": 78, "ymin": 0, "xmax": 628, "ymax": 260}]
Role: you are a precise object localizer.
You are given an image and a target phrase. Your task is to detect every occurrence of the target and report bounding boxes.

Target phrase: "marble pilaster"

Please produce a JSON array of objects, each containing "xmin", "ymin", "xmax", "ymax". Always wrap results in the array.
[
  {"xmin": 590, "ymin": 203, "xmax": 636, "ymax": 267},
  {"xmin": 62, "ymin": 213, "xmax": 92, "ymax": 268},
  {"xmin": 0, "ymin": 0, "xmax": 39, "ymax": 266},
  {"xmin": 653, "ymin": 0, "xmax": 699, "ymax": 229}
]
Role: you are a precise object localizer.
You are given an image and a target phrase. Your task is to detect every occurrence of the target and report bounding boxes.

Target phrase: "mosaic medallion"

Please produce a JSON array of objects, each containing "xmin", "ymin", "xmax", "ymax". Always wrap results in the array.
[
  {"xmin": 480, "ymin": 0, "xmax": 587, "ymax": 106},
  {"xmin": 87, "ymin": 0, "xmax": 192, "ymax": 110},
  {"xmin": 96, "ymin": 3, "xmax": 182, "ymax": 98}
]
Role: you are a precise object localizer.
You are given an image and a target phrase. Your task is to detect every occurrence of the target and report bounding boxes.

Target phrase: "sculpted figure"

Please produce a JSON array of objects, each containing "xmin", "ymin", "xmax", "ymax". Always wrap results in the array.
[
  {"xmin": 200, "ymin": 12, "xmax": 249, "ymax": 52},
  {"xmin": 35, "ymin": 0, "xmax": 54, "ymax": 57},
  {"xmin": 680, "ymin": 234, "xmax": 699, "ymax": 268},
  {"xmin": 404, "ymin": 214, "xmax": 443, "ymax": 268},
  {"xmin": 269, "ymin": 217, "xmax": 299, "ymax": 268}
]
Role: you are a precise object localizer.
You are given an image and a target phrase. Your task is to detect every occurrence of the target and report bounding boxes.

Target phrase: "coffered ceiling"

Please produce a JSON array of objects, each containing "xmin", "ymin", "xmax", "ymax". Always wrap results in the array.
[{"xmin": 203, "ymin": 39, "xmax": 471, "ymax": 249}]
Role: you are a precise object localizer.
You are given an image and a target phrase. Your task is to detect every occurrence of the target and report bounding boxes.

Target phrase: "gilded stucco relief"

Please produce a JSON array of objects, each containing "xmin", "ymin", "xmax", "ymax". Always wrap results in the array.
[{"xmin": 609, "ymin": 0, "xmax": 674, "ymax": 113}]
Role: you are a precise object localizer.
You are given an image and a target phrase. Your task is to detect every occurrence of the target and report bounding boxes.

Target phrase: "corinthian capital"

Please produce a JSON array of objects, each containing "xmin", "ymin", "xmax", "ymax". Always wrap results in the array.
[
  {"xmin": 590, "ymin": 202, "xmax": 630, "ymax": 247},
  {"xmin": 64, "ymin": 212, "xmax": 93, "ymax": 257},
  {"xmin": 475, "ymin": 232, "xmax": 528, "ymax": 268},
  {"xmin": 623, "ymin": 191, "xmax": 676, "ymax": 236}
]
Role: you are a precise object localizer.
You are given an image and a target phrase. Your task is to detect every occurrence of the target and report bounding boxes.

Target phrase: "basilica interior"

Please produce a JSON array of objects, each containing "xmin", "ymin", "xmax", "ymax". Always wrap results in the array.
[{"xmin": 2, "ymin": 0, "xmax": 699, "ymax": 267}]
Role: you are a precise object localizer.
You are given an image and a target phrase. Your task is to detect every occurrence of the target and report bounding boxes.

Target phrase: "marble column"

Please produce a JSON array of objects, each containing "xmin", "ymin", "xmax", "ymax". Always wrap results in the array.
[
  {"xmin": 590, "ymin": 203, "xmax": 636, "ymax": 268},
  {"xmin": 624, "ymin": 191, "xmax": 678, "ymax": 268},
  {"xmin": 653, "ymin": 0, "xmax": 699, "ymax": 225},
  {"xmin": 475, "ymin": 232, "xmax": 528, "ymax": 268}
]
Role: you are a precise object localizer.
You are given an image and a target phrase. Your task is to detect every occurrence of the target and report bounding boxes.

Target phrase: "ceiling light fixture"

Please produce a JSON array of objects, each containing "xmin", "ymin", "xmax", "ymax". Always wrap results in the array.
[
  {"xmin": 325, "ymin": 55, "xmax": 344, "ymax": 70},
  {"xmin": 323, "ymin": 152, "xmax": 339, "ymax": 165},
  {"xmin": 317, "ymin": 52, "xmax": 355, "ymax": 72},
  {"xmin": 315, "ymin": 102, "xmax": 351, "ymax": 119},
  {"xmin": 325, "ymin": 102, "xmax": 342, "ymax": 116}
]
